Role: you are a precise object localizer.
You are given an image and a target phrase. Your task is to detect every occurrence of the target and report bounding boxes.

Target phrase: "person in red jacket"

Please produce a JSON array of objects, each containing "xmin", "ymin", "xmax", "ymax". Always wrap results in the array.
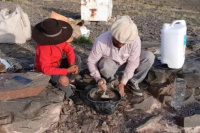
[{"xmin": 32, "ymin": 18, "xmax": 81, "ymax": 98}]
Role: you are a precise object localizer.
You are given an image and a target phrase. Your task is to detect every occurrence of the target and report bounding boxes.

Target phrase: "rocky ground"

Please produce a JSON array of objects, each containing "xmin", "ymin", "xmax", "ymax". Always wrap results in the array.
[{"xmin": 0, "ymin": 0, "xmax": 200, "ymax": 133}]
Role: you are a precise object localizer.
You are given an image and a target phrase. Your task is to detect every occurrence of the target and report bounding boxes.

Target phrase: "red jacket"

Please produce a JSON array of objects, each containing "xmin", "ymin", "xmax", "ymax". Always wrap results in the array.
[{"xmin": 35, "ymin": 42, "xmax": 75, "ymax": 75}]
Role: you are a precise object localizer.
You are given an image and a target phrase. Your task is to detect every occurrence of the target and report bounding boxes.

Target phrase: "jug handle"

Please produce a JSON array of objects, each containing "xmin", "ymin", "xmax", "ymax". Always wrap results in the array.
[{"xmin": 170, "ymin": 20, "xmax": 186, "ymax": 27}]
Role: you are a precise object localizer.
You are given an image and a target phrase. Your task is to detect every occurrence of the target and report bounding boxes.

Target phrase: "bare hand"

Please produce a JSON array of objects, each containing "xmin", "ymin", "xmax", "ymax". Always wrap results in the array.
[
  {"xmin": 67, "ymin": 65, "xmax": 78, "ymax": 74},
  {"xmin": 118, "ymin": 83, "xmax": 125, "ymax": 96},
  {"xmin": 97, "ymin": 78, "xmax": 107, "ymax": 91},
  {"xmin": 70, "ymin": 65, "xmax": 78, "ymax": 74}
]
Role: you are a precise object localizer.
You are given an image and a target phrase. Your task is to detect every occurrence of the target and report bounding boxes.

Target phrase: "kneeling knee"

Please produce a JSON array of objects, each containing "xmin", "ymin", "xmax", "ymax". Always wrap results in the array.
[
  {"xmin": 59, "ymin": 76, "xmax": 69, "ymax": 86},
  {"xmin": 146, "ymin": 51, "xmax": 155, "ymax": 65}
]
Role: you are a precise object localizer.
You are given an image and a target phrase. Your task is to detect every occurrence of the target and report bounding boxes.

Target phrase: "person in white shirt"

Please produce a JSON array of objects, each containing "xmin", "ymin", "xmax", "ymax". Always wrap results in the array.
[{"xmin": 87, "ymin": 15, "xmax": 155, "ymax": 96}]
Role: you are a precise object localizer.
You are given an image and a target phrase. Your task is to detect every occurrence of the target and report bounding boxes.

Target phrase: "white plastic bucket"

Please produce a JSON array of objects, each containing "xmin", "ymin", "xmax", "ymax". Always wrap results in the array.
[{"xmin": 161, "ymin": 20, "xmax": 187, "ymax": 69}]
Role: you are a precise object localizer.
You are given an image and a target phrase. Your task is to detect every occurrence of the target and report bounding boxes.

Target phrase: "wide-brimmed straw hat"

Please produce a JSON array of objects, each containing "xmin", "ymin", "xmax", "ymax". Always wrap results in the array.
[{"xmin": 32, "ymin": 18, "xmax": 73, "ymax": 45}]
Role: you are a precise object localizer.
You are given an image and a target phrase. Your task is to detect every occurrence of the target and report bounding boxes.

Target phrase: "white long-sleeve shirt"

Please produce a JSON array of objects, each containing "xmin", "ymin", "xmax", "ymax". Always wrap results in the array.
[{"xmin": 87, "ymin": 31, "xmax": 141, "ymax": 84}]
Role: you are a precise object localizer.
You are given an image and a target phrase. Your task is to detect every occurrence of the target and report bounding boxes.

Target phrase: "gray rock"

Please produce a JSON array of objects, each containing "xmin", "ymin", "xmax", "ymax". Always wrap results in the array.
[
  {"xmin": 0, "ymin": 72, "xmax": 50, "ymax": 101},
  {"xmin": 179, "ymin": 55, "xmax": 200, "ymax": 88},
  {"xmin": 178, "ymin": 102, "xmax": 200, "ymax": 117},
  {"xmin": 183, "ymin": 91, "xmax": 196, "ymax": 105},
  {"xmin": 45, "ymin": 88, "xmax": 65, "ymax": 103},
  {"xmin": 148, "ymin": 55, "xmax": 200, "ymax": 89},
  {"xmin": 182, "ymin": 55, "xmax": 200, "ymax": 74},
  {"xmin": 0, "ymin": 98, "xmax": 32, "ymax": 116},
  {"xmin": 134, "ymin": 96, "xmax": 155, "ymax": 111},
  {"xmin": 159, "ymin": 95, "xmax": 172, "ymax": 107},
  {"xmin": 81, "ymin": 119, "xmax": 99, "ymax": 133},
  {"xmin": 147, "ymin": 68, "xmax": 168, "ymax": 85},
  {"xmin": 19, "ymin": 100, "xmax": 48, "ymax": 119},
  {"xmin": 0, "ymin": 112, "xmax": 13, "ymax": 125},
  {"xmin": 136, "ymin": 115, "xmax": 162, "ymax": 131},
  {"xmin": 0, "ymin": 103, "xmax": 62, "ymax": 133},
  {"xmin": 191, "ymin": 42, "xmax": 200, "ymax": 51},
  {"xmin": 176, "ymin": 114, "xmax": 200, "ymax": 127},
  {"xmin": 183, "ymin": 73, "xmax": 200, "ymax": 88}
]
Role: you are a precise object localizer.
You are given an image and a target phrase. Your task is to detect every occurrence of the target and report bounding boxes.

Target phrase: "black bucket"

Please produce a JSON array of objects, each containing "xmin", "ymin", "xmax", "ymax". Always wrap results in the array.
[{"xmin": 87, "ymin": 87, "xmax": 121, "ymax": 115}]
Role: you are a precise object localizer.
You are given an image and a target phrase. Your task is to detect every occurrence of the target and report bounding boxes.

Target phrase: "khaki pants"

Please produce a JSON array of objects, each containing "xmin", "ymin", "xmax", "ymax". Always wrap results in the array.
[{"xmin": 98, "ymin": 50, "xmax": 155, "ymax": 84}]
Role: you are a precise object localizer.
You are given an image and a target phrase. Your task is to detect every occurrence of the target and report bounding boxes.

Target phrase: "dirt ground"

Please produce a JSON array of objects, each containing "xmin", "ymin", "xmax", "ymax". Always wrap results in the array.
[
  {"xmin": 0, "ymin": 0, "xmax": 200, "ymax": 132},
  {"xmin": 0, "ymin": 0, "xmax": 200, "ymax": 68}
]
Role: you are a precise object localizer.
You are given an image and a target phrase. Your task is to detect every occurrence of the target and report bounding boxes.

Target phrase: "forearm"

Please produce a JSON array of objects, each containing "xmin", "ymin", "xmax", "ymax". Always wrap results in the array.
[
  {"xmin": 41, "ymin": 66, "xmax": 68, "ymax": 75},
  {"xmin": 87, "ymin": 61, "xmax": 101, "ymax": 82},
  {"xmin": 69, "ymin": 62, "xmax": 75, "ymax": 66}
]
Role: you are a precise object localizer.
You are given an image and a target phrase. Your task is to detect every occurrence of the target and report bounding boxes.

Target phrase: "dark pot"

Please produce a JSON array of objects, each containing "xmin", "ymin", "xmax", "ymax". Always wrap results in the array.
[{"xmin": 87, "ymin": 88, "xmax": 121, "ymax": 115}]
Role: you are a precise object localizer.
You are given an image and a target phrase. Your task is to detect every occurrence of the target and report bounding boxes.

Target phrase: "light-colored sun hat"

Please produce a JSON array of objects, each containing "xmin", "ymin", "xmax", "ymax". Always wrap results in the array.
[{"xmin": 111, "ymin": 15, "xmax": 139, "ymax": 44}]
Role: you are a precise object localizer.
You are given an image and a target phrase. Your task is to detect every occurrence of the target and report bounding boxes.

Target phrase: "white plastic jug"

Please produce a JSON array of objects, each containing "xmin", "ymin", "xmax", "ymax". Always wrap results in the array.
[{"xmin": 161, "ymin": 20, "xmax": 187, "ymax": 69}]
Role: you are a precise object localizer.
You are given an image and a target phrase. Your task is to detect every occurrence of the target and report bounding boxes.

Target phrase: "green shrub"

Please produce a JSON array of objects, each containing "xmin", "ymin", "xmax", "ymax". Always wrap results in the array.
[{"xmin": 73, "ymin": 36, "xmax": 92, "ymax": 44}]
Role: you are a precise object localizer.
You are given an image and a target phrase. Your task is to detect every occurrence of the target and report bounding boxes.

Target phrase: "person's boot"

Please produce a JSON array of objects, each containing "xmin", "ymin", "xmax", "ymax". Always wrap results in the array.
[
  {"xmin": 69, "ymin": 92, "xmax": 83, "ymax": 105},
  {"xmin": 59, "ymin": 85, "xmax": 74, "ymax": 98},
  {"xmin": 126, "ymin": 82, "xmax": 143, "ymax": 96},
  {"xmin": 60, "ymin": 85, "xmax": 83, "ymax": 105}
]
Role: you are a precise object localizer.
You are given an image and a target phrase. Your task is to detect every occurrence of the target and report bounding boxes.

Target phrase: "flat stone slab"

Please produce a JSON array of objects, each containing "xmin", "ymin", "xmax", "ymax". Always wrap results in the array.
[
  {"xmin": 134, "ymin": 96, "xmax": 155, "ymax": 111},
  {"xmin": 0, "ymin": 103, "xmax": 62, "ymax": 133},
  {"xmin": 176, "ymin": 114, "xmax": 200, "ymax": 127},
  {"xmin": 0, "ymin": 72, "xmax": 50, "ymax": 101},
  {"xmin": 136, "ymin": 115, "xmax": 162, "ymax": 131}
]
